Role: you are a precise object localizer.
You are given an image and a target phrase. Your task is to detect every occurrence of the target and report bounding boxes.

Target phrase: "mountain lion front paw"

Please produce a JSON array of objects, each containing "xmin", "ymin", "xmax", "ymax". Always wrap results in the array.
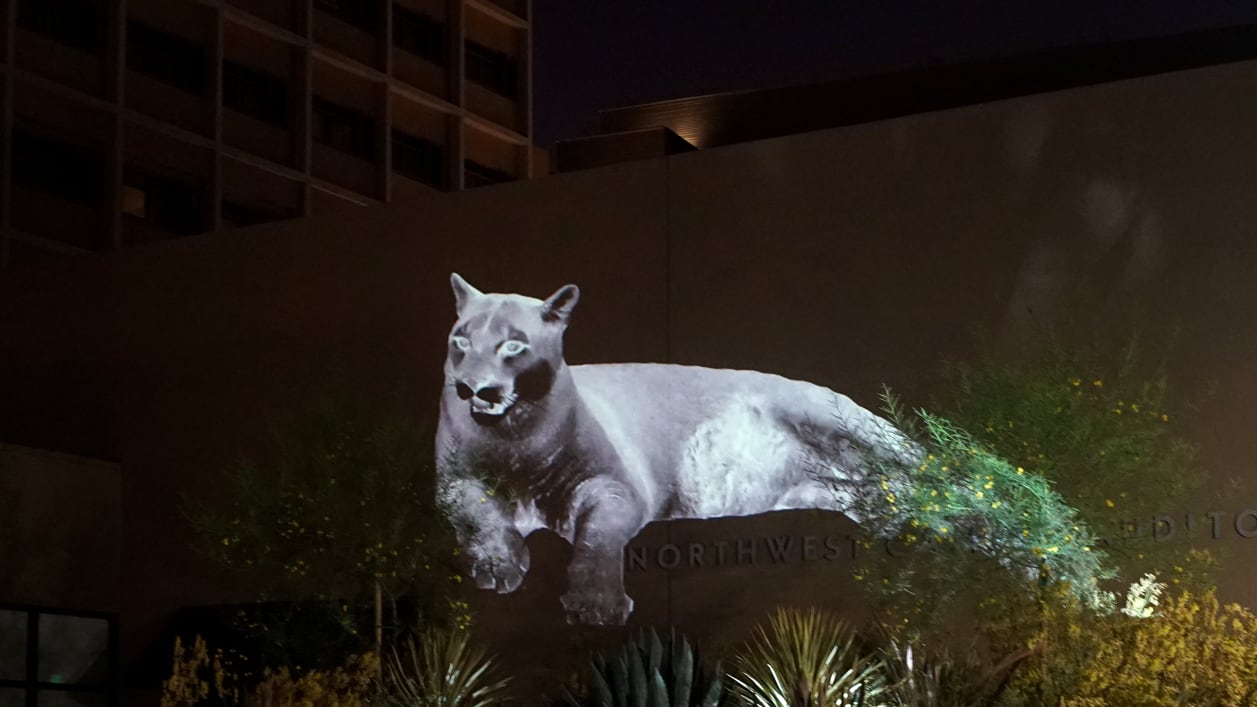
[
  {"xmin": 468, "ymin": 533, "xmax": 530, "ymax": 593},
  {"xmin": 560, "ymin": 589, "xmax": 633, "ymax": 625}
]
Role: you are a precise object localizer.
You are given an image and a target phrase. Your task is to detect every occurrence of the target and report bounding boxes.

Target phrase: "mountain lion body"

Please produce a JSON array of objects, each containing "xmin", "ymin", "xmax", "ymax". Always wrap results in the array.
[{"xmin": 436, "ymin": 274, "xmax": 909, "ymax": 625}]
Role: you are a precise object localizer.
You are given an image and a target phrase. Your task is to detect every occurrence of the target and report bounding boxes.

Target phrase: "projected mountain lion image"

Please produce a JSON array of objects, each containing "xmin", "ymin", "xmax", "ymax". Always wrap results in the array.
[{"xmin": 436, "ymin": 274, "xmax": 913, "ymax": 625}]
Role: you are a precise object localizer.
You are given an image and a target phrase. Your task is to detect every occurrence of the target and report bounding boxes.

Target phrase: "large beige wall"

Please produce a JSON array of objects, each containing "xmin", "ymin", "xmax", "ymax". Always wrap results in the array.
[{"xmin": 5, "ymin": 57, "xmax": 1257, "ymax": 698}]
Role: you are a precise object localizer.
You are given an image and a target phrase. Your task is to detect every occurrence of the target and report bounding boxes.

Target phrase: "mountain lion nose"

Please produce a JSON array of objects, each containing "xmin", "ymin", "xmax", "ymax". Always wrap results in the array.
[
  {"xmin": 455, "ymin": 382, "xmax": 474, "ymax": 400},
  {"xmin": 475, "ymin": 385, "xmax": 503, "ymax": 404}
]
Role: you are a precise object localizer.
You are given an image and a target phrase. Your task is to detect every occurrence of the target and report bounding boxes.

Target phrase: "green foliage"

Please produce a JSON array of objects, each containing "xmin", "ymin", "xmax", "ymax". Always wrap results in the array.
[
  {"xmin": 566, "ymin": 629, "xmax": 723, "ymax": 707},
  {"xmin": 878, "ymin": 639, "xmax": 995, "ymax": 707},
  {"xmin": 727, "ymin": 608, "xmax": 886, "ymax": 707},
  {"xmin": 940, "ymin": 336, "xmax": 1207, "ymax": 582},
  {"xmin": 382, "ymin": 628, "xmax": 513, "ymax": 707},
  {"xmin": 1004, "ymin": 582, "xmax": 1257, "ymax": 705},
  {"xmin": 856, "ymin": 403, "xmax": 1116, "ymax": 629},
  {"xmin": 185, "ymin": 399, "xmax": 474, "ymax": 658}
]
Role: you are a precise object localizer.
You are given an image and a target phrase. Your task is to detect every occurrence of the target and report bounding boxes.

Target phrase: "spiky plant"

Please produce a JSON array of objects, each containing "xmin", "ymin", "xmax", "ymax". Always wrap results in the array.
[
  {"xmin": 567, "ymin": 628, "xmax": 723, "ymax": 707},
  {"xmin": 728, "ymin": 607, "xmax": 886, "ymax": 707},
  {"xmin": 383, "ymin": 628, "xmax": 512, "ymax": 707},
  {"xmin": 879, "ymin": 639, "xmax": 994, "ymax": 707}
]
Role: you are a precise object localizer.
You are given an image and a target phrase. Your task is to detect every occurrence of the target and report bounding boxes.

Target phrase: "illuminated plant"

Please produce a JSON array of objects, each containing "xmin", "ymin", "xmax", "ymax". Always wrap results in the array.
[
  {"xmin": 160, "ymin": 634, "xmax": 378, "ymax": 707},
  {"xmin": 566, "ymin": 629, "xmax": 723, "ymax": 707},
  {"xmin": 382, "ymin": 628, "xmax": 512, "ymax": 707},
  {"xmin": 727, "ymin": 607, "xmax": 886, "ymax": 707},
  {"xmin": 1005, "ymin": 585, "xmax": 1257, "ymax": 705},
  {"xmin": 854, "ymin": 399, "xmax": 1116, "ymax": 616},
  {"xmin": 940, "ymin": 335, "xmax": 1209, "ymax": 583}
]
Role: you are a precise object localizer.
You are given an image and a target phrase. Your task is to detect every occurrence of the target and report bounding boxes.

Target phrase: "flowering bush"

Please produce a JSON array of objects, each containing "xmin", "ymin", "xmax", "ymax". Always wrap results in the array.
[
  {"xmin": 161, "ymin": 635, "xmax": 378, "ymax": 707},
  {"xmin": 1006, "ymin": 584, "xmax": 1257, "ymax": 705}
]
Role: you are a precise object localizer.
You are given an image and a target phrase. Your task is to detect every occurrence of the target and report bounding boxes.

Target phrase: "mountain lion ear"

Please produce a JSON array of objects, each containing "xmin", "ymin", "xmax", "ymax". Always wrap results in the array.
[
  {"xmin": 450, "ymin": 273, "xmax": 483, "ymax": 314},
  {"xmin": 541, "ymin": 284, "xmax": 580, "ymax": 324}
]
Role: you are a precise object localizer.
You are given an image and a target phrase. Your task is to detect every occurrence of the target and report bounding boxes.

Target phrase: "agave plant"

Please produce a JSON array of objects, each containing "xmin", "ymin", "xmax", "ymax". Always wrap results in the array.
[
  {"xmin": 567, "ymin": 628, "xmax": 723, "ymax": 707},
  {"xmin": 383, "ymin": 628, "xmax": 512, "ymax": 707},
  {"xmin": 879, "ymin": 639, "xmax": 992, "ymax": 707},
  {"xmin": 728, "ymin": 607, "xmax": 887, "ymax": 707}
]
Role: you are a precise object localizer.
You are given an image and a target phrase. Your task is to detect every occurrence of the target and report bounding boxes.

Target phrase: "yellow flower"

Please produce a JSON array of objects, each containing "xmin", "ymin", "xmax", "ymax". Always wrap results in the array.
[
  {"xmin": 976, "ymin": 491, "xmax": 984, "ymax": 499},
  {"xmin": 1072, "ymin": 379, "xmax": 1081, "ymax": 387},
  {"xmin": 991, "ymin": 501, "xmax": 1001, "ymax": 509},
  {"xmin": 1106, "ymin": 499, "xmax": 1115, "ymax": 508},
  {"xmin": 1093, "ymin": 379, "xmax": 1103, "ymax": 387},
  {"xmin": 984, "ymin": 481, "xmax": 994, "ymax": 489},
  {"xmin": 1161, "ymin": 413, "xmax": 1169, "ymax": 422},
  {"xmin": 1016, "ymin": 467, "xmax": 1025, "ymax": 475},
  {"xmin": 1130, "ymin": 403, "xmax": 1140, "ymax": 412},
  {"xmin": 930, "ymin": 489, "xmax": 938, "ymax": 497}
]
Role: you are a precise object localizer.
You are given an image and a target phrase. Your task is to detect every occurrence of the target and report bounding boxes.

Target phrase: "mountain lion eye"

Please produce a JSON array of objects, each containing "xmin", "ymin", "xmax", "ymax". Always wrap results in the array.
[
  {"xmin": 451, "ymin": 336, "xmax": 471, "ymax": 352},
  {"xmin": 500, "ymin": 340, "xmax": 528, "ymax": 357}
]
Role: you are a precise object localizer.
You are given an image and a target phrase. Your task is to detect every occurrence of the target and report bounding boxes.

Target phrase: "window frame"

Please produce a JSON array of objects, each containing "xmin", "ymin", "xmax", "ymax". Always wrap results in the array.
[
  {"xmin": 222, "ymin": 60, "xmax": 290, "ymax": 128},
  {"xmin": 311, "ymin": 97, "xmax": 377, "ymax": 161},
  {"xmin": 391, "ymin": 129, "xmax": 445, "ymax": 189},
  {"xmin": 125, "ymin": 19, "xmax": 207, "ymax": 95},
  {"xmin": 392, "ymin": 5, "xmax": 445, "ymax": 65},
  {"xmin": 464, "ymin": 39, "xmax": 518, "ymax": 99},
  {"xmin": 0, "ymin": 603, "xmax": 119, "ymax": 707}
]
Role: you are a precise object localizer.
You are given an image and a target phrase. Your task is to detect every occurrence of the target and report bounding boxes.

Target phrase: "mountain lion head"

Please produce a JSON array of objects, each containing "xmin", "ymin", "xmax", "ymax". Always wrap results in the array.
[{"xmin": 445, "ymin": 273, "xmax": 579, "ymax": 427}]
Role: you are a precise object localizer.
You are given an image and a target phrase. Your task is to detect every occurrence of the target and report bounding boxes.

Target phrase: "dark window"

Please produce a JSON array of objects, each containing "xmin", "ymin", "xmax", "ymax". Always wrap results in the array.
[
  {"xmin": 16, "ymin": 0, "xmax": 101, "ymax": 53},
  {"xmin": 126, "ymin": 20, "xmax": 205, "ymax": 95},
  {"xmin": 391, "ymin": 130, "xmax": 444, "ymax": 188},
  {"xmin": 463, "ymin": 159, "xmax": 512, "ymax": 189},
  {"xmin": 464, "ymin": 40, "xmax": 517, "ymax": 99},
  {"xmin": 223, "ymin": 61, "xmax": 289, "ymax": 127},
  {"xmin": 314, "ymin": 0, "xmax": 376, "ymax": 31},
  {"xmin": 221, "ymin": 200, "xmax": 291, "ymax": 229},
  {"xmin": 392, "ymin": 5, "xmax": 444, "ymax": 65},
  {"xmin": 122, "ymin": 170, "xmax": 204, "ymax": 237},
  {"xmin": 312, "ymin": 97, "xmax": 376, "ymax": 160},
  {"xmin": 12, "ymin": 130, "xmax": 100, "ymax": 205},
  {"xmin": 0, "ymin": 606, "xmax": 117, "ymax": 707}
]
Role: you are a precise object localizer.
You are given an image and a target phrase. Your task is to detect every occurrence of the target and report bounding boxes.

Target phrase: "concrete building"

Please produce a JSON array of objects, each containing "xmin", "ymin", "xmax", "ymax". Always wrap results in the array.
[
  {"xmin": 0, "ymin": 0, "xmax": 536, "ymax": 267},
  {"xmin": 8, "ymin": 27, "xmax": 1257, "ymax": 706}
]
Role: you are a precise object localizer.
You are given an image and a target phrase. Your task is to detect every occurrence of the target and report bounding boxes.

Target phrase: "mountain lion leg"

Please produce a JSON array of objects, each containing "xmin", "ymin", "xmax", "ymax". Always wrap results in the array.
[
  {"xmin": 560, "ymin": 478, "xmax": 646, "ymax": 625},
  {"xmin": 443, "ymin": 473, "xmax": 530, "ymax": 592}
]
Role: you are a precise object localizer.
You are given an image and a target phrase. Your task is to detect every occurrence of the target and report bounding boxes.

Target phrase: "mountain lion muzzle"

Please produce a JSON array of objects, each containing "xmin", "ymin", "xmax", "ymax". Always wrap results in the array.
[{"xmin": 436, "ymin": 273, "xmax": 914, "ymax": 625}]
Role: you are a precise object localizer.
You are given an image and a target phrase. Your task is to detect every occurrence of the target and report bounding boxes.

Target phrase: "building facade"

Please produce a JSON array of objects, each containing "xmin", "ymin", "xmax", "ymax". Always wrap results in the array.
[
  {"xmin": 6, "ymin": 45, "xmax": 1257, "ymax": 705},
  {"xmin": 0, "ymin": 0, "xmax": 535, "ymax": 267}
]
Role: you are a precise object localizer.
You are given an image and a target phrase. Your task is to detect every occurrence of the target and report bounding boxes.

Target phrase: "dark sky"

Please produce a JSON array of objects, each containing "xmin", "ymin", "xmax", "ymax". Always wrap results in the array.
[{"xmin": 532, "ymin": 0, "xmax": 1257, "ymax": 148}]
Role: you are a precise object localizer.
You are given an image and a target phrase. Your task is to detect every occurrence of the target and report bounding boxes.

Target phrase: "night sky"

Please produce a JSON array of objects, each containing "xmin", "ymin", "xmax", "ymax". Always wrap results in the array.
[{"xmin": 532, "ymin": 0, "xmax": 1257, "ymax": 148}]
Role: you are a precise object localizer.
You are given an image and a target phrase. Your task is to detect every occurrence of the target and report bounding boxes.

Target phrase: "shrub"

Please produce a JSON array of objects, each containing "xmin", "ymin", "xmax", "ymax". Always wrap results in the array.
[
  {"xmin": 382, "ymin": 628, "xmax": 512, "ymax": 707},
  {"xmin": 727, "ymin": 607, "xmax": 886, "ymax": 707},
  {"xmin": 160, "ymin": 635, "xmax": 378, "ymax": 707},
  {"xmin": 1007, "ymin": 583, "xmax": 1257, "ymax": 706}
]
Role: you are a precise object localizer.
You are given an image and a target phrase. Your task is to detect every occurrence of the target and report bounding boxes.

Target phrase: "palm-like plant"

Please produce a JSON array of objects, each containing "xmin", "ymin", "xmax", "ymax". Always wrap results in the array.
[
  {"xmin": 384, "ymin": 628, "xmax": 512, "ymax": 707},
  {"xmin": 728, "ymin": 608, "xmax": 886, "ymax": 707},
  {"xmin": 567, "ymin": 629, "xmax": 723, "ymax": 707}
]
